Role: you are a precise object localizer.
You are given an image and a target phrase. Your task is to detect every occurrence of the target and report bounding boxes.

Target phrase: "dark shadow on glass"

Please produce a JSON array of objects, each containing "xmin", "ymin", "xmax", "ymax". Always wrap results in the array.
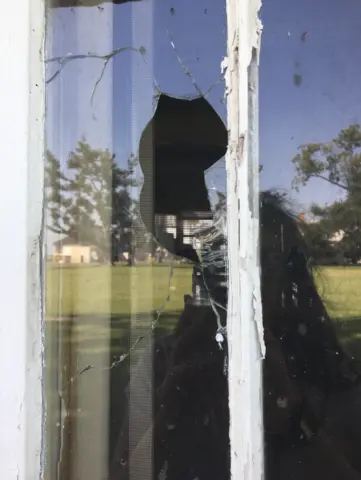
[
  {"xmin": 110, "ymin": 188, "xmax": 361, "ymax": 480},
  {"xmin": 109, "ymin": 93, "xmax": 229, "ymax": 480},
  {"xmin": 261, "ymin": 192, "xmax": 361, "ymax": 480}
]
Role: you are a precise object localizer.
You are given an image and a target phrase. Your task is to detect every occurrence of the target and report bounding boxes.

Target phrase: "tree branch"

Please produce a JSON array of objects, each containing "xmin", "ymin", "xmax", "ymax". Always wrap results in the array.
[{"xmin": 312, "ymin": 173, "xmax": 348, "ymax": 190}]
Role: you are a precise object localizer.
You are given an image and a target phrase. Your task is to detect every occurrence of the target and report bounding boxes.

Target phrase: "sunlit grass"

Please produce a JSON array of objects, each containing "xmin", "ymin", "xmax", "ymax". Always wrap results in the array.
[
  {"xmin": 46, "ymin": 264, "xmax": 361, "ymax": 320},
  {"xmin": 44, "ymin": 263, "xmax": 361, "ymax": 367},
  {"xmin": 314, "ymin": 266, "xmax": 361, "ymax": 320},
  {"xmin": 46, "ymin": 264, "xmax": 192, "ymax": 317},
  {"xmin": 44, "ymin": 264, "xmax": 361, "ymax": 467}
]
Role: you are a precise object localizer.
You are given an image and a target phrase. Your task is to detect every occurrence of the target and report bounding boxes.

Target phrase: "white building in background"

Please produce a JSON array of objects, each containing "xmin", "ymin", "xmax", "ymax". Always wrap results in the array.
[
  {"xmin": 52, "ymin": 237, "xmax": 98, "ymax": 264},
  {"xmin": 329, "ymin": 230, "xmax": 345, "ymax": 243}
]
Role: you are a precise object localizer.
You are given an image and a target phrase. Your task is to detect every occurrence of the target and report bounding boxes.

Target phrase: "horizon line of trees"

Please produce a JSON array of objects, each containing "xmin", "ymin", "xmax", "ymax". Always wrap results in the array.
[{"xmin": 46, "ymin": 123, "xmax": 361, "ymax": 266}]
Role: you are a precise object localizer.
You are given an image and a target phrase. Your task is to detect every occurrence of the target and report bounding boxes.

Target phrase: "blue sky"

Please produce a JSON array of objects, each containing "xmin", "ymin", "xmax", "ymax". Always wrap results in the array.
[
  {"xmin": 46, "ymin": 0, "xmax": 361, "ymax": 217},
  {"xmin": 260, "ymin": 0, "xmax": 361, "ymax": 208}
]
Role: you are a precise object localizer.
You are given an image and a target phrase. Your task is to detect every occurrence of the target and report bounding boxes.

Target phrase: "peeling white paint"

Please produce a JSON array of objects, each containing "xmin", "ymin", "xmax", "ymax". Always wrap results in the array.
[
  {"xmin": 224, "ymin": 0, "xmax": 264, "ymax": 478},
  {"xmin": 0, "ymin": 0, "xmax": 45, "ymax": 478}
]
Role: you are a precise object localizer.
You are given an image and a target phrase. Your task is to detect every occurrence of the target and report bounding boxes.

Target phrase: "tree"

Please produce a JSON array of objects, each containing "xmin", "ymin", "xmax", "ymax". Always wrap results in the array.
[
  {"xmin": 46, "ymin": 139, "xmax": 137, "ymax": 264},
  {"xmin": 301, "ymin": 217, "xmax": 343, "ymax": 266},
  {"xmin": 292, "ymin": 124, "xmax": 361, "ymax": 264}
]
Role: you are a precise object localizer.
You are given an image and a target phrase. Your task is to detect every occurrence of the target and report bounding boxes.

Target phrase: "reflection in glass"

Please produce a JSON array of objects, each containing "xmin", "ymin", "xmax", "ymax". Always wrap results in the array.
[
  {"xmin": 45, "ymin": 1, "xmax": 361, "ymax": 478},
  {"xmin": 45, "ymin": 1, "xmax": 230, "ymax": 479},
  {"xmin": 261, "ymin": 0, "xmax": 361, "ymax": 478}
]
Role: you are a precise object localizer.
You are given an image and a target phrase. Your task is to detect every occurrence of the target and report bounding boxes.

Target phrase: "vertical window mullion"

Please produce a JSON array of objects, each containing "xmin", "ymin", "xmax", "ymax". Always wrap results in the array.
[{"xmin": 225, "ymin": 0, "xmax": 264, "ymax": 478}]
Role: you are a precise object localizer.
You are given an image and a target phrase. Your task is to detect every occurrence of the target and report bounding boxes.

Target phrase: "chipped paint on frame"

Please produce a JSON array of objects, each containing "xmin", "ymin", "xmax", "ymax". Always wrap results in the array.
[
  {"xmin": 0, "ymin": 0, "xmax": 46, "ymax": 478},
  {"xmin": 224, "ymin": 0, "xmax": 264, "ymax": 478}
]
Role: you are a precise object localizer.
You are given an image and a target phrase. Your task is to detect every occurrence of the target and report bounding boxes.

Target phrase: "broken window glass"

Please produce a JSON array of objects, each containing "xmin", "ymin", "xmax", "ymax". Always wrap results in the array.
[
  {"xmin": 44, "ymin": 1, "xmax": 230, "ymax": 479},
  {"xmin": 45, "ymin": 1, "xmax": 361, "ymax": 479}
]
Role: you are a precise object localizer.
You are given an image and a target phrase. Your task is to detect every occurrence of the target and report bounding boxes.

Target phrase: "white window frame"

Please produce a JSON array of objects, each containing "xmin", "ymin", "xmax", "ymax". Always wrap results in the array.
[
  {"xmin": 0, "ymin": 0, "xmax": 45, "ymax": 478},
  {"xmin": 0, "ymin": 0, "xmax": 263, "ymax": 478},
  {"xmin": 225, "ymin": 0, "xmax": 264, "ymax": 478}
]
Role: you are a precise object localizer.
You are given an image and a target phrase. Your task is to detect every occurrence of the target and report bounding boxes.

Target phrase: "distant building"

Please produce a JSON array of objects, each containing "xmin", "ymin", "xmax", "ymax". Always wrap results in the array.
[
  {"xmin": 298, "ymin": 212, "xmax": 306, "ymax": 222},
  {"xmin": 329, "ymin": 230, "xmax": 345, "ymax": 243},
  {"xmin": 297, "ymin": 212, "xmax": 345, "ymax": 244},
  {"xmin": 52, "ymin": 237, "xmax": 98, "ymax": 265}
]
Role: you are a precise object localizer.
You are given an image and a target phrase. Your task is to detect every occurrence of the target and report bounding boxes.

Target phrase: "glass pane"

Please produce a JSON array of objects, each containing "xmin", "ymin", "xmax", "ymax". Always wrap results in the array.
[
  {"xmin": 261, "ymin": 2, "xmax": 361, "ymax": 479},
  {"xmin": 44, "ymin": 1, "xmax": 229, "ymax": 479}
]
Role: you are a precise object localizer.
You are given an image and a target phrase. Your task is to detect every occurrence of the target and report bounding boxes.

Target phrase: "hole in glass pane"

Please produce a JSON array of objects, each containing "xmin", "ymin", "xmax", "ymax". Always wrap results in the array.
[{"xmin": 45, "ymin": 2, "xmax": 230, "ymax": 479}]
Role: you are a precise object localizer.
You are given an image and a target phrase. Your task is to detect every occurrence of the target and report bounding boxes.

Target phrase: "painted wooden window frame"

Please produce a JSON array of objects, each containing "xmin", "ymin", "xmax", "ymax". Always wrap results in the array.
[
  {"xmin": 225, "ymin": 0, "xmax": 264, "ymax": 478},
  {"xmin": 0, "ymin": 0, "xmax": 46, "ymax": 478},
  {"xmin": 0, "ymin": 0, "xmax": 263, "ymax": 478}
]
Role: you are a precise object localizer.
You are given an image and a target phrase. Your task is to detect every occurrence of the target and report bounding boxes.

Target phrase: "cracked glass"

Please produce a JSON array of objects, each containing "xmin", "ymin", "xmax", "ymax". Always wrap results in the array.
[
  {"xmin": 44, "ymin": 1, "xmax": 229, "ymax": 479},
  {"xmin": 44, "ymin": 1, "xmax": 361, "ymax": 479}
]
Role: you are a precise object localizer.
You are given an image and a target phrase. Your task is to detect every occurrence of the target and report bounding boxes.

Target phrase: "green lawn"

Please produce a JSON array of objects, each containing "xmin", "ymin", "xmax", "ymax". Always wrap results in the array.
[
  {"xmin": 314, "ymin": 266, "xmax": 361, "ymax": 359},
  {"xmin": 44, "ymin": 265, "xmax": 361, "ymax": 471},
  {"xmin": 314, "ymin": 266, "xmax": 361, "ymax": 319},
  {"xmin": 44, "ymin": 264, "xmax": 361, "ymax": 365},
  {"xmin": 46, "ymin": 264, "xmax": 192, "ymax": 317},
  {"xmin": 45, "ymin": 264, "xmax": 361, "ymax": 345},
  {"xmin": 46, "ymin": 264, "xmax": 361, "ymax": 319},
  {"xmin": 45, "ymin": 265, "xmax": 193, "ymax": 404},
  {"xmin": 45, "ymin": 265, "xmax": 194, "ymax": 471}
]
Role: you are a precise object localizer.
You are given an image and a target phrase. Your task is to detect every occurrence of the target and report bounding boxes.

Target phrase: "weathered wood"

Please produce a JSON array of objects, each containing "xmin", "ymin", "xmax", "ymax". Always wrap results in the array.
[
  {"xmin": 0, "ymin": 1, "xmax": 45, "ymax": 479},
  {"xmin": 224, "ymin": 0, "xmax": 264, "ymax": 478}
]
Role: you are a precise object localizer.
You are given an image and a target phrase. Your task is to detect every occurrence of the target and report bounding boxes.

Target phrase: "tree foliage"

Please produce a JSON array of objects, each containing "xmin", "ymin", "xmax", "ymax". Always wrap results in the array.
[
  {"xmin": 292, "ymin": 124, "xmax": 361, "ymax": 264},
  {"xmin": 46, "ymin": 139, "xmax": 137, "ymax": 263}
]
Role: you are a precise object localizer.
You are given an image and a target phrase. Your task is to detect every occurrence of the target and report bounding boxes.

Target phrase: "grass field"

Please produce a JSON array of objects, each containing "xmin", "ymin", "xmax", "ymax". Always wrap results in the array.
[
  {"xmin": 44, "ymin": 264, "xmax": 361, "ymax": 369},
  {"xmin": 46, "ymin": 264, "xmax": 192, "ymax": 359},
  {"xmin": 45, "ymin": 264, "xmax": 195, "ymax": 471},
  {"xmin": 46, "ymin": 264, "xmax": 361, "ymax": 320},
  {"xmin": 314, "ymin": 266, "xmax": 361, "ymax": 359},
  {"xmin": 44, "ymin": 265, "xmax": 361, "ymax": 470},
  {"xmin": 46, "ymin": 264, "xmax": 361, "ymax": 318},
  {"xmin": 314, "ymin": 266, "xmax": 361, "ymax": 319},
  {"xmin": 46, "ymin": 264, "xmax": 193, "ymax": 317}
]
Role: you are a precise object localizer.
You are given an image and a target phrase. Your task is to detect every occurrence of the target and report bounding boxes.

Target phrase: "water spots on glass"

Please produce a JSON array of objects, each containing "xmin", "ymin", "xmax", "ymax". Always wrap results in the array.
[
  {"xmin": 293, "ymin": 73, "xmax": 302, "ymax": 86},
  {"xmin": 216, "ymin": 331, "xmax": 224, "ymax": 346},
  {"xmin": 300, "ymin": 31, "xmax": 307, "ymax": 42},
  {"xmin": 276, "ymin": 397, "xmax": 288, "ymax": 409},
  {"xmin": 298, "ymin": 323, "xmax": 307, "ymax": 336}
]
